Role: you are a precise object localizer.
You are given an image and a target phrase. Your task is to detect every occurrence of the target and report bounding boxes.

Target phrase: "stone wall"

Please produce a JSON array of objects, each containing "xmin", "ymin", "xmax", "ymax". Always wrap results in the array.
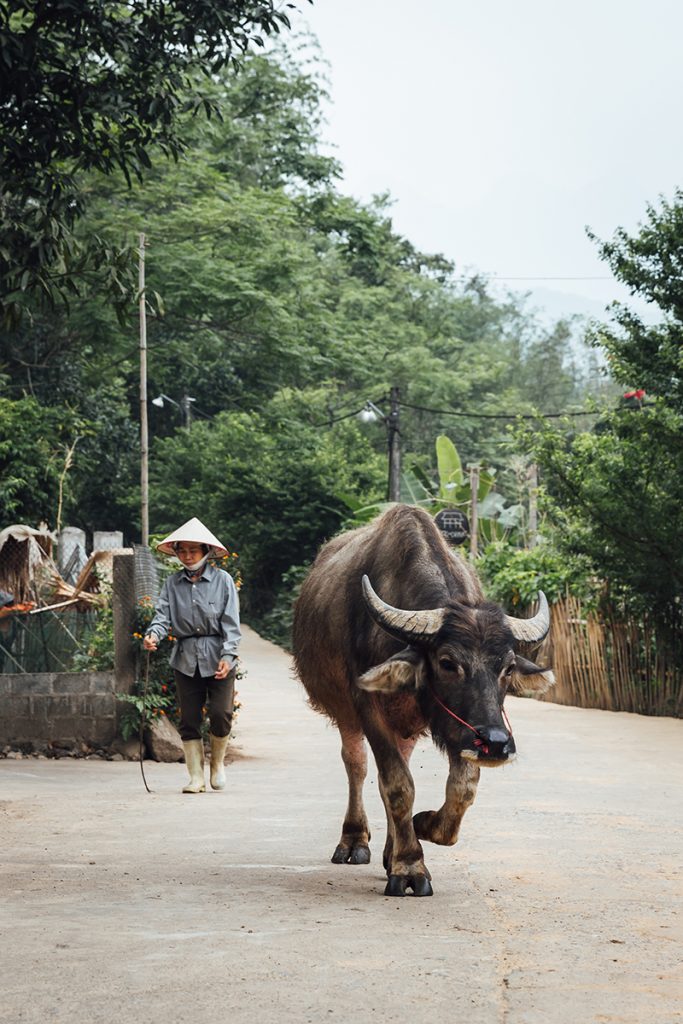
[{"xmin": 0, "ymin": 551, "xmax": 137, "ymax": 750}]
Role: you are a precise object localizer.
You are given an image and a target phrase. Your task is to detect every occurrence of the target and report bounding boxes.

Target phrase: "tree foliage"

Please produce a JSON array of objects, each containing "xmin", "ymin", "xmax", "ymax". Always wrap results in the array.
[
  {"xmin": 0, "ymin": 0, "xmax": 302, "ymax": 321},
  {"xmin": 477, "ymin": 540, "xmax": 599, "ymax": 611},
  {"xmin": 148, "ymin": 389, "xmax": 385, "ymax": 614},
  {"xmin": 518, "ymin": 404, "xmax": 683, "ymax": 625},
  {"xmin": 519, "ymin": 193, "xmax": 683, "ymax": 630},
  {"xmin": 589, "ymin": 191, "xmax": 683, "ymax": 411},
  {"xmin": 1, "ymin": 42, "xmax": 601, "ymax": 628},
  {"xmin": 0, "ymin": 395, "xmax": 84, "ymax": 524}
]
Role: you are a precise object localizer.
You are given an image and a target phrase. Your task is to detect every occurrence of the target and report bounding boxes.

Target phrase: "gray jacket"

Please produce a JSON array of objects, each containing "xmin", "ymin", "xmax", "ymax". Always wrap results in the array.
[{"xmin": 145, "ymin": 563, "xmax": 241, "ymax": 677}]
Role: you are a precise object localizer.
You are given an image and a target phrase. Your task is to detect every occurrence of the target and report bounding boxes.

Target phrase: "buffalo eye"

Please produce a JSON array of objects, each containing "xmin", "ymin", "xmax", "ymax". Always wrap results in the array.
[
  {"xmin": 499, "ymin": 663, "xmax": 515, "ymax": 690},
  {"xmin": 438, "ymin": 656, "xmax": 459, "ymax": 673}
]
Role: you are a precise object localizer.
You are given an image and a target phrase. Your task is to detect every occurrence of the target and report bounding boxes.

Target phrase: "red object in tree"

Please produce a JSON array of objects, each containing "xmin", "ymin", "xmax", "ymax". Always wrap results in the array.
[{"xmin": 623, "ymin": 389, "xmax": 646, "ymax": 400}]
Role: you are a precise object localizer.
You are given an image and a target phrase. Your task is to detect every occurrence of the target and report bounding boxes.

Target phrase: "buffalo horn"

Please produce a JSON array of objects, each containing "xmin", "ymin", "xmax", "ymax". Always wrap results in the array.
[
  {"xmin": 505, "ymin": 590, "xmax": 550, "ymax": 644},
  {"xmin": 362, "ymin": 575, "xmax": 445, "ymax": 641}
]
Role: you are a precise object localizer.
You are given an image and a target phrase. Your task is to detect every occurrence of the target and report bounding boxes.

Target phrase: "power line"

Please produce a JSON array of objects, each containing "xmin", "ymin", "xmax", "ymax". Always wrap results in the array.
[
  {"xmin": 460, "ymin": 276, "xmax": 613, "ymax": 282},
  {"xmin": 311, "ymin": 396, "xmax": 605, "ymax": 427},
  {"xmin": 399, "ymin": 400, "xmax": 601, "ymax": 420}
]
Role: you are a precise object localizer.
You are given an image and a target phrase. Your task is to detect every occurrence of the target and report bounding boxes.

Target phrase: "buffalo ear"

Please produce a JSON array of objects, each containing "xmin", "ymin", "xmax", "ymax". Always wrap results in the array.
[
  {"xmin": 357, "ymin": 646, "xmax": 423, "ymax": 693},
  {"xmin": 510, "ymin": 655, "xmax": 556, "ymax": 696}
]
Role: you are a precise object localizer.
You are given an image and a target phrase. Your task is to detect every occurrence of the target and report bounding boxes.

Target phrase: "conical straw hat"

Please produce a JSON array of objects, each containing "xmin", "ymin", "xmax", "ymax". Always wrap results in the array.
[{"xmin": 156, "ymin": 517, "xmax": 228, "ymax": 558}]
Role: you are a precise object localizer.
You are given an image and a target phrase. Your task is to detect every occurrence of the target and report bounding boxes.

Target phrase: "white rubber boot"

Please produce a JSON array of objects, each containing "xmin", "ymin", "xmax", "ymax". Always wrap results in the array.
[
  {"xmin": 209, "ymin": 733, "xmax": 230, "ymax": 790},
  {"xmin": 182, "ymin": 739, "xmax": 205, "ymax": 793}
]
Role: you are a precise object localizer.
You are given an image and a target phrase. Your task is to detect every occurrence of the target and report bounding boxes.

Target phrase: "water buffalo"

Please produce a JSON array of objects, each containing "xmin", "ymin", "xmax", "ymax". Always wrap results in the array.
[{"xmin": 292, "ymin": 504, "xmax": 554, "ymax": 897}]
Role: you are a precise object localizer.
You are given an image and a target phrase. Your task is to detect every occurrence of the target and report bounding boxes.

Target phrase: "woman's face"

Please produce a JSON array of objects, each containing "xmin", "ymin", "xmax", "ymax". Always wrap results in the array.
[{"xmin": 175, "ymin": 542, "xmax": 206, "ymax": 567}]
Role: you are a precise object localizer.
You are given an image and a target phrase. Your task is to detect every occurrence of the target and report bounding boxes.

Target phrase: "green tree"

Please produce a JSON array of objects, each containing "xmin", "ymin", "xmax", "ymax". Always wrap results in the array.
[
  {"xmin": 148, "ymin": 386, "xmax": 385, "ymax": 619},
  {"xmin": 1, "ymin": 41, "xmax": 600, "ymax": 616},
  {"xmin": 589, "ymin": 190, "xmax": 683, "ymax": 410},
  {"xmin": 518, "ymin": 404, "xmax": 683, "ymax": 625},
  {"xmin": 0, "ymin": 0, "xmax": 300, "ymax": 322},
  {"xmin": 518, "ymin": 192, "xmax": 683, "ymax": 631},
  {"xmin": 0, "ymin": 395, "xmax": 85, "ymax": 525}
]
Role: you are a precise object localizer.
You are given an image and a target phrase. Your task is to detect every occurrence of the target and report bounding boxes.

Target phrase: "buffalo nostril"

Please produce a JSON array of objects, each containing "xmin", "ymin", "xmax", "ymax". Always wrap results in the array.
[{"xmin": 474, "ymin": 726, "xmax": 514, "ymax": 756}]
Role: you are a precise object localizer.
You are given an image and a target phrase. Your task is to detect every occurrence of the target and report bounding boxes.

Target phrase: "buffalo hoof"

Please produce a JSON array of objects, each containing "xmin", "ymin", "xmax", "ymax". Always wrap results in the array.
[
  {"xmin": 331, "ymin": 843, "xmax": 371, "ymax": 865},
  {"xmin": 384, "ymin": 874, "xmax": 433, "ymax": 897},
  {"xmin": 410, "ymin": 875, "xmax": 434, "ymax": 897}
]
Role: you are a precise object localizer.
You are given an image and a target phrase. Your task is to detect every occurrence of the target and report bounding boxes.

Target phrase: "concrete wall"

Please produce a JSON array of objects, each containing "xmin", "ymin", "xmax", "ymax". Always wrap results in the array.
[
  {"xmin": 0, "ymin": 671, "xmax": 117, "ymax": 747},
  {"xmin": 0, "ymin": 551, "xmax": 138, "ymax": 750}
]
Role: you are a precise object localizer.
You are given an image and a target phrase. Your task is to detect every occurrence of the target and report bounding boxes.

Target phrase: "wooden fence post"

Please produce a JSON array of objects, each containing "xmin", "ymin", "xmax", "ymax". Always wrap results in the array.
[
  {"xmin": 469, "ymin": 464, "xmax": 479, "ymax": 560},
  {"xmin": 527, "ymin": 462, "xmax": 538, "ymax": 547}
]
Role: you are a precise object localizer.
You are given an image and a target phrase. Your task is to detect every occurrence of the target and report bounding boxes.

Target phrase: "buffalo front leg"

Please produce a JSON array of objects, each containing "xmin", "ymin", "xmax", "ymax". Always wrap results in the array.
[
  {"xmin": 370, "ymin": 736, "xmax": 432, "ymax": 897},
  {"xmin": 413, "ymin": 755, "xmax": 481, "ymax": 846},
  {"xmin": 331, "ymin": 725, "xmax": 371, "ymax": 865},
  {"xmin": 382, "ymin": 735, "xmax": 418, "ymax": 874}
]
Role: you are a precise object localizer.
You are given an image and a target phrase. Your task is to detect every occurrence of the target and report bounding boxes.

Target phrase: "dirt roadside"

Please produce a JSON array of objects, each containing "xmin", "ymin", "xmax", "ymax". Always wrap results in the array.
[{"xmin": 1, "ymin": 625, "xmax": 682, "ymax": 1024}]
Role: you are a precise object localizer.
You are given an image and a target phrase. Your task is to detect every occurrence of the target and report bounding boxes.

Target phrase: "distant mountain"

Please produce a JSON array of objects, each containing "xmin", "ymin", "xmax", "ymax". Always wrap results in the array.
[
  {"xmin": 528, "ymin": 287, "xmax": 611, "ymax": 324},
  {"xmin": 526, "ymin": 285, "xmax": 659, "ymax": 328}
]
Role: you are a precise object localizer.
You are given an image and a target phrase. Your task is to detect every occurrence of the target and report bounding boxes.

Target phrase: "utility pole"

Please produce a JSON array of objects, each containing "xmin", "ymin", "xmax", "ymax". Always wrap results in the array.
[
  {"xmin": 139, "ymin": 232, "xmax": 149, "ymax": 546},
  {"xmin": 387, "ymin": 385, "xmax": 401, "ymax": 502},
  {"xmin": 527, "ymin": 462, "xmax": 538, "ymax": 547},
  {"xmin": 469, "ymin": 464, "xmax": 480, "ymax": 561},
  {"xmin": 181, "ymin": 394, "xmax": 194, "ymax": 429}
]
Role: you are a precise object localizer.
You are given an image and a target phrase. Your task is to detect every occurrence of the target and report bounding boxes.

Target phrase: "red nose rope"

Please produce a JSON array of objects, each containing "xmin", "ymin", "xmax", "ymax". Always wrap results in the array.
[{"xmin": 428, "ymin": 682, "xmax": 513, "ymax": 755}]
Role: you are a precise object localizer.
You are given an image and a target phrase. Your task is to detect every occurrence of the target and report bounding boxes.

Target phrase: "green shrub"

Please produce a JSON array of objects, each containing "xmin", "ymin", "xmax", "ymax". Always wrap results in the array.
[
  {"xmin": 71, "ymin": 597, "xmax": 114, "ymax": 671},
  {"xmin": 116, "ymin": 595, "xmax": 180, "ymax": 739},
  {"xmin": 250, "ymin": 562, "xmax": 309, "ymax": 651},
  {"xmin": 477, "ymin": 539, "xmax": 600, "ymax": 612}
]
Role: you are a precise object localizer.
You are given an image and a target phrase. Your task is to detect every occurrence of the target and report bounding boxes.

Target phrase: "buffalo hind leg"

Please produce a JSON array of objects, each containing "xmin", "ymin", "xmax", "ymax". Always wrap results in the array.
[
  {"xmin": 413, "ymin": 756, "xmax": 481, "ymax": 846},
  {"xmin": 331, "ymin": 725, "xmax": 371, "ymax": 865}
]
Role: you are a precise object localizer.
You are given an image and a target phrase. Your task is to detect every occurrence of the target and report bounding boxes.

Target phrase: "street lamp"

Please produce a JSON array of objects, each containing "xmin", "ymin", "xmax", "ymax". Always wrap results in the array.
[
  {"xmin": 359, "ymin": 387, "xmax": 401, "ymax": 502},
  {"xmin": 359, "ymin": 400, "xmax": 385, "ymax": 424},
  {"xmin": 152, "ymin": 393, "xmax": 196, "ymax": 428}
]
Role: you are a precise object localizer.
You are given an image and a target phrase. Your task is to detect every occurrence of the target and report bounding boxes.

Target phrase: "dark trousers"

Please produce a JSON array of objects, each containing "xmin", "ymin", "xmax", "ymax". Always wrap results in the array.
[{"xmin": 174, "ymin": 666, "xmax": 236, "ymax": 741}]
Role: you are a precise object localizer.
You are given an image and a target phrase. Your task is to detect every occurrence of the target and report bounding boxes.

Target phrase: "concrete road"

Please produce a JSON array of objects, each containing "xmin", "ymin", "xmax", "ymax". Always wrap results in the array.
[{"xmin": 1, "ymin": 626, "xmax": 682, "ymax": 1024}]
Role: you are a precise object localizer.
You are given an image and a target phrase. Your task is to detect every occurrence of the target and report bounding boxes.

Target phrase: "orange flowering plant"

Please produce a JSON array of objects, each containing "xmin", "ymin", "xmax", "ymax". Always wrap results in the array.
[
  {"xmin": 117, "ymin": 596, "xmax": 179, "ymax": 740},
  {"xmin": 210, "ymin": 549, "xmax": 243, "ymax": 591}
]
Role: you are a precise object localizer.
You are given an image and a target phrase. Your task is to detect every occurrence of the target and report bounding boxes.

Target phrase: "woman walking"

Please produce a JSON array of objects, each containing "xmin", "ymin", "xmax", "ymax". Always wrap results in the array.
[{"xmin": 143, "ymin": 517, "xmax": 241, "ymax": 793}]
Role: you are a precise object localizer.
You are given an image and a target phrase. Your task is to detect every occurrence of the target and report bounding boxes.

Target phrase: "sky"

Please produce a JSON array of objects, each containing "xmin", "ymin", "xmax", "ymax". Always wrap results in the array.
[{"xmin": 290, "ymin": 0, "xmax": 683, "ymax": 325}]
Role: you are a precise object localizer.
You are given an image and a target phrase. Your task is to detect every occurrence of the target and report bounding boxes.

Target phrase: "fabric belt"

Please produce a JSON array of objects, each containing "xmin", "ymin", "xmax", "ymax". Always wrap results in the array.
[{"xmin": 176, "ymin": 634, "xmax": 221, "ymax": 641}]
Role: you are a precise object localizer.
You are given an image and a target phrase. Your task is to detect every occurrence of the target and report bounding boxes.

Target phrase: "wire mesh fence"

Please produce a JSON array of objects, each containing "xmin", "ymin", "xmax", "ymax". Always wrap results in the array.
[
  {"xmin": 0, "ymin": 608, "xmax": 99, "ymax": 673},
  {"xmin": 133, "ymin": 544, "xmax": 161, "ymax": 604}
]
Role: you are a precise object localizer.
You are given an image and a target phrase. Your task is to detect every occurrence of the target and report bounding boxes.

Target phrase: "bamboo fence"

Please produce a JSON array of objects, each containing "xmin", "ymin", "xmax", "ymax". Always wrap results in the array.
[{"xmin": 543, "ymin": 595, "xmax": 683, "ymax": 717}]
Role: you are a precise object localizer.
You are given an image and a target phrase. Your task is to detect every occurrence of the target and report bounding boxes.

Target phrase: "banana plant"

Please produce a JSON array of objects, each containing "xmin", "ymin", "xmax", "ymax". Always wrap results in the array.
[
  {"xmin": 403, "ymin": 435, "xmax": 523, "ymax": 543},
  {"xmin": 339, "ymin": 435, "xmax": 524, "ymax": 542}
]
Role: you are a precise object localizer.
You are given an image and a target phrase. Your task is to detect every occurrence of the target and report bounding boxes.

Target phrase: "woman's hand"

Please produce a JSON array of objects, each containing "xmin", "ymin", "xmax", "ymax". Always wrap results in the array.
[
  {"xmin": 214, "ymin": 658, "xmax": 232, "ymax": 679},
  {"xmin": 143, "ymin": 634, "xmax": 158, "ymax": 652}
]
